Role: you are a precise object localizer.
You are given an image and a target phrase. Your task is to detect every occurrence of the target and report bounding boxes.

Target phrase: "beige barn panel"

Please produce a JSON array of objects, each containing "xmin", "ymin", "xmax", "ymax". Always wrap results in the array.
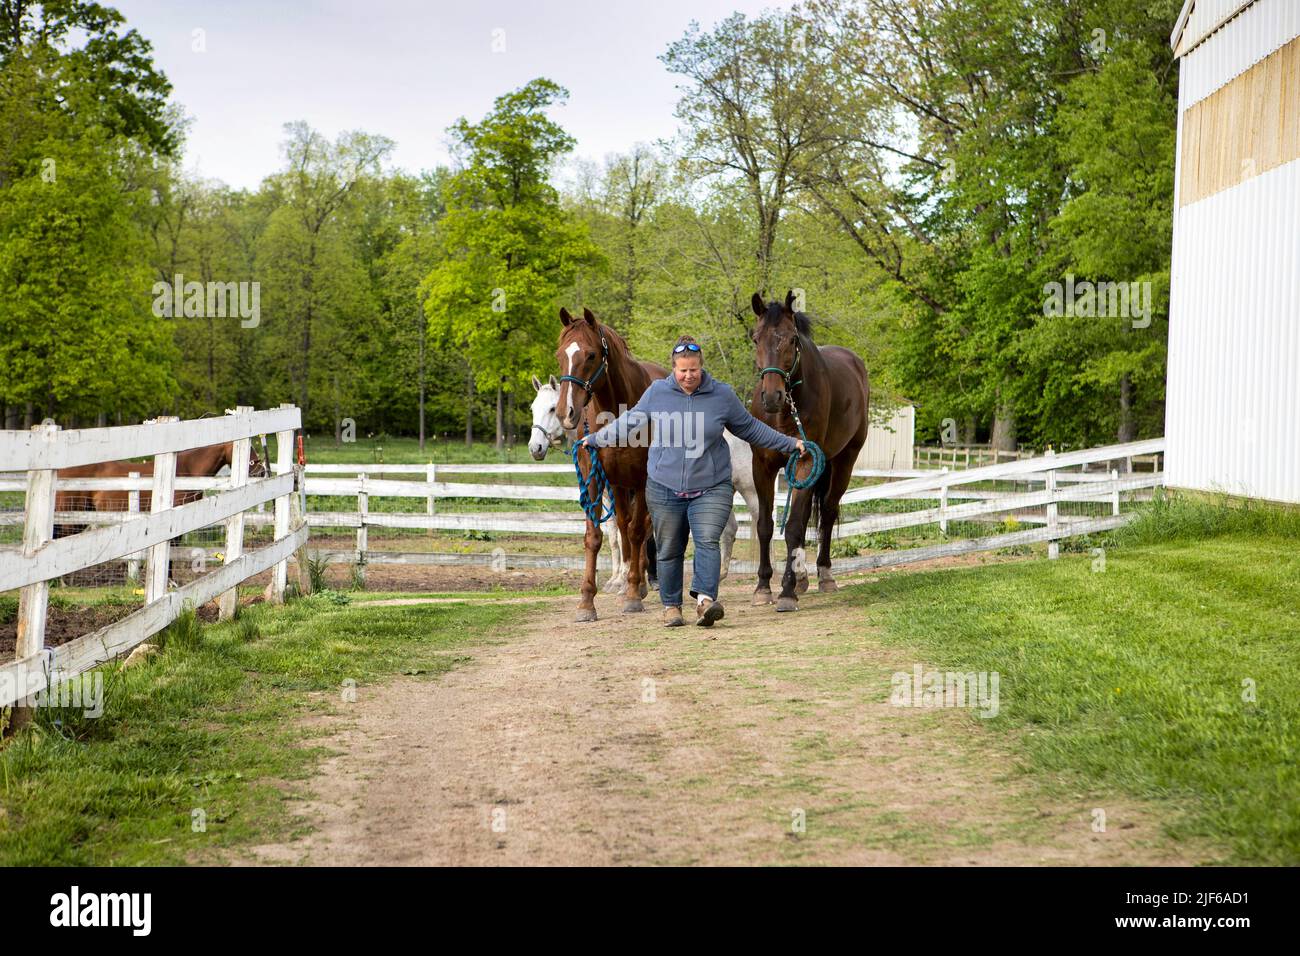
[
  {"xmin": 1179, "ymin": 35, "xmax": 1300, "ymax": 206},
  {"xmin": 1178, "ymin": 0, "xmax": 1300, "ymax": 106}
]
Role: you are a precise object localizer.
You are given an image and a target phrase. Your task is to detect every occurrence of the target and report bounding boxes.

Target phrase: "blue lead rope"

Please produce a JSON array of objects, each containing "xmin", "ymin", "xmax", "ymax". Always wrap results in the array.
[
  {"xmin": 777, "ymin": 393, "xmax": 825, "ymax": 533},
  {"xmin": 570, "ymin": 423, "xmax": 616, "ymax": 526}
]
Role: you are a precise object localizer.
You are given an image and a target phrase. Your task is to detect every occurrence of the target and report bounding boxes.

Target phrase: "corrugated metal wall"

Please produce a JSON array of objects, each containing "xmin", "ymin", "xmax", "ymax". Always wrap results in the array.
[
  {"xmin": 857, "ymin": 406, "xmax": 915, "ymax": 470},
  {"xmin": 1179, "ymin": 0, "xmax": 1300, "ymax": 105},
  {"xmin": 1168, "ymin": 0, "xmax": 1300, "ymax": 503}
]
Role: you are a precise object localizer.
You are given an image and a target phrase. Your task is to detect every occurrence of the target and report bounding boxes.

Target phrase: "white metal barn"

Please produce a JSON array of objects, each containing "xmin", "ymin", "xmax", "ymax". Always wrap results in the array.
[
  {"xmin": 856, "ymin": 405, "xmax": 915, "ymax": 470},
  {"xmin": 1167, "ymin": 0, "xmax": 1300, "ymax": 503}
]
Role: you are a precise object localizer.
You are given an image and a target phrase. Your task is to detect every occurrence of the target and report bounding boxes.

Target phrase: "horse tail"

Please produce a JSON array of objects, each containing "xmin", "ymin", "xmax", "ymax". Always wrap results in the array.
[{"xmin": 812, "ymin": 465, "xmax": 832, "ymax": 535}]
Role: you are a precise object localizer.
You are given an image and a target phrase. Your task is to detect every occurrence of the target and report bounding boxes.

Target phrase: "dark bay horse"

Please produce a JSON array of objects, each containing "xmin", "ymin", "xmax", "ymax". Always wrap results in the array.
[
  {"xmin": 54, "ymin": 442, "xmax": 267, "ymax": 536},
  {"xmin": 555, "ymin": 307, "xmax": 667, "ymax": 621},
  {"xmin": 749, "ymin": 291, "xmax": 869, "ymax": 611}
]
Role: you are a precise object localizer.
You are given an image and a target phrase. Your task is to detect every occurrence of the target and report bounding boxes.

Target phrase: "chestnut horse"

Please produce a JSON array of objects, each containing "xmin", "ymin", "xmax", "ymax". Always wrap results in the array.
[
  {"xmin": 54, "ymin": 442, "xmax": 267, "ymax": 537},
  {"xmin": 555, "ymin": 307, "xmax": 666, "ymax": 622},
  {"xmin": 749, "ymin": 291, "xmax": 869, "ymax": 611}
]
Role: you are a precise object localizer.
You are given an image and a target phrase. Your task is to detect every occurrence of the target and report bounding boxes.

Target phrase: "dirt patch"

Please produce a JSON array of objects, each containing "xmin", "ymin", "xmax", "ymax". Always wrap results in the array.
[
  {"xmin": 240, "ymin": 566, "xmax": 1216, "ymax": 866},
  {"xmin": 0, "ymin": 603, "xmax": 138, "ymax": 654}
]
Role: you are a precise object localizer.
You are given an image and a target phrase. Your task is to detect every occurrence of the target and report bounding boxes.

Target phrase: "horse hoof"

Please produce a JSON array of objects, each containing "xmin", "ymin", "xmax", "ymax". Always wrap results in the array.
[
  {"xmin": 796, "ymin": 575, "xmax": 809, "ymax": 594},
  {"xmin": 752, "ymin": 589, "xmax": 774, "ymax": 606},
  {"xmin": 575, "ymin": 607, "xmax": 598, "ymax": 623},
  {"xmin": 819, "ymin": 578, "xmax": 838, "ymax": 593},
  {"xmin": 776, "ymin": 596, "xmax": 800, "ymax": 612},
  {"xmin": 622, "ymin": 599, "xmax": 645, "ymax": 613}
]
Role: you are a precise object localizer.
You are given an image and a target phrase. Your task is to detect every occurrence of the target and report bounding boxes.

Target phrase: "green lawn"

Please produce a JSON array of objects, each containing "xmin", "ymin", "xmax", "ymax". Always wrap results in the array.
[
  {"xmin": 857, "ymin": 496, "xmax": 1300, "ymax": 864},
  {"xmin": 0, "ymin": 593, "xmax": 541, "ymax": 865}
]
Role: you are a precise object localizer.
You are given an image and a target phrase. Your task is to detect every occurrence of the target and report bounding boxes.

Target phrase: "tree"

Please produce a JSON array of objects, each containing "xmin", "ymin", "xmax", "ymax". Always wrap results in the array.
[{"xmin": 422, "ymin": 79, "xmax": 603, "ymax": 449}]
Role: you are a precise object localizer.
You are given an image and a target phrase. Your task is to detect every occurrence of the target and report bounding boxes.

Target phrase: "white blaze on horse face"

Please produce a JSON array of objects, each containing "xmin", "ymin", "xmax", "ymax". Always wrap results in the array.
[{"xmin": 563, "ymin": 341, "xmax": 582, "ymax": 421}]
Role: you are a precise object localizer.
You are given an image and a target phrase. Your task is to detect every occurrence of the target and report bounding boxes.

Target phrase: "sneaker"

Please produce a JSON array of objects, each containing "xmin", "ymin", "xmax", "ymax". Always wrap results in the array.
[
  {"xmin": 695, "ymin": 597, "xmax": 724, "ymax": 628},
  {"xmin": 663, "ymin": 606, "xmax": 684, "ymax": 627}
]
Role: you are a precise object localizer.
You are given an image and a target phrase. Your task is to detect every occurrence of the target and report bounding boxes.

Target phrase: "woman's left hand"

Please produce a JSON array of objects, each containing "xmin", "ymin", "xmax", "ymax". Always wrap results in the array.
[{"xmin": 794, "ymin": 439, "xmax": 806, "ymax": 457}]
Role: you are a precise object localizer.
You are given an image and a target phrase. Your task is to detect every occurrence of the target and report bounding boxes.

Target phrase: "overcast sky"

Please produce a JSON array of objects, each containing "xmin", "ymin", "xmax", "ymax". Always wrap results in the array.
[{"xmin": 112, "ymin": 0, "xmax": 794, "ymax": 190}]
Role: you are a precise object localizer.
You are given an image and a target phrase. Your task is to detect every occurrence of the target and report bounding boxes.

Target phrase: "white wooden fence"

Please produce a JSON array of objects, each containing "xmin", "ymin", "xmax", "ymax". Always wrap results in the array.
[
  {"xmin": 2, "ymin": 434, "xmax": 1164, "ymax": 585},
  {"xmin": 280, "ymin": 438, "xmax": 1165, "ymax": 572},
  {"xmin": 0, "ymin": 406, "xmax": 305, "ymax": 710}
]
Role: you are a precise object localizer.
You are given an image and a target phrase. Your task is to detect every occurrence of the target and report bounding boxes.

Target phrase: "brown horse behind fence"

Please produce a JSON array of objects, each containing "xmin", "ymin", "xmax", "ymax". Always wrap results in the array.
[
  {"xmin": 748, "ymin": 291, "xmax": 870, "ymax": 611},
  {"xmin": 53, "ymin": 442, "xmax": 267, "ymax": 537}
]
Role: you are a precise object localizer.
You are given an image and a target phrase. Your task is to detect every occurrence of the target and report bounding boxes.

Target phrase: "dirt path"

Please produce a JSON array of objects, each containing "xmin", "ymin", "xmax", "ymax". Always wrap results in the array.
[{"xmin": 244, "ymin": 570, "xmax": 1211, "ymax": 866}]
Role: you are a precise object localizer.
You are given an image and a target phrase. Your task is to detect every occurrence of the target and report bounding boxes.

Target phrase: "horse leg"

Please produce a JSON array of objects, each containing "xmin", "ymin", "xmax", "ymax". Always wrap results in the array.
[
  {"xmin": 817, "ymin": 455, "xmax": 856, "ymax": 593},
  {"xmin": 777, "ymin": 487, "xmax": 817, "ymax": 612},
  {"xmin": 643, "ymin": 520, "xmax": 658, "ymax": 590},
  {"xmin": 603, "ymin": 493, "xmax": 627, "ymax": 594},
  {"xmin": 752, "ymin": 456, "xmax": 779, "ymax": 605},
  {"xmin": 719, "ymin": 511, "xmax": 737, "ymax": 584},
  {"xmin": 622, "ymin": 487, "xmax": 649, "ymax": 612},
  {"xmin": 576, "ymin": 515, "xmax": 603, "ymax": 622}
]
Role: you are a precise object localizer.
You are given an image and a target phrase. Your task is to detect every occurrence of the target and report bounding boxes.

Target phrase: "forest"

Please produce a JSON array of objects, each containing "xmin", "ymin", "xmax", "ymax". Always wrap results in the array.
[{"xmin": 0, "ymin": 0, "xmax": 1179, "ymax": 451}]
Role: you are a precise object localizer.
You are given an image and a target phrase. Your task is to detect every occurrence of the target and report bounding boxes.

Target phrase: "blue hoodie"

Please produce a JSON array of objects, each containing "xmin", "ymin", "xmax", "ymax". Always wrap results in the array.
[{"xmin": 585, "ymin": 369, "xmax": 798, "ymax": 493}]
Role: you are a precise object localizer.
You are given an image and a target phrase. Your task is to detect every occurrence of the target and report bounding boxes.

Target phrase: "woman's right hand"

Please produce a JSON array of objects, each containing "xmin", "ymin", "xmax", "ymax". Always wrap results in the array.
[{"xmin": 794, "ymin": 439, "xmax": 806, "ymax": 457}]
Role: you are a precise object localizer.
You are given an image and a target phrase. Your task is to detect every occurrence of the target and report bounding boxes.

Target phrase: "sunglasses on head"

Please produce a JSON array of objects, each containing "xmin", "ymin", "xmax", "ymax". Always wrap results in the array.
[{"xmin": 673, "ymin": 343, "xmax": 702, "ymax": 354}]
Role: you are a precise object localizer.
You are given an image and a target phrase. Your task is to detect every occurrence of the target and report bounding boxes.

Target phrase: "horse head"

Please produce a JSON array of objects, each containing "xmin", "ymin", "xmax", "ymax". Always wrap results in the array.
[
  {"xmin": 751, "ymin": 290, "xmax": 809, "ymax": 415},
  {"xmin": 556, "ymin": 307, "xmax": 608, "ymax": 432},
  {"xmin": 529, "ymin": 374, "xmax": 567, "ymax": 461}
]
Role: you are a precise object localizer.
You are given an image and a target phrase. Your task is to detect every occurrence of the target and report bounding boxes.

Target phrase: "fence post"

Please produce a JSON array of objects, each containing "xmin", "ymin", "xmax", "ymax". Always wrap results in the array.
[
  {"xmin": 939, "ymin": 466, "xmax": 950, "ymax": 535},
  {"xmin": 126, "ymin": 470, "xmax": 142, "ymax": 583},
  {"xmin": 270, "ymin": 406, "xmax": 295, "ymax": 603},
  {"xmin": 426, "ymin": 462, "xmax": 436, "ymax": 536},
  {"xmin": 144, "ymin": 417, "xmax": 179, "ymax": 606},
  {"xmin": 218, "ymin": 406, "xmax": 253, "ymax": 620},
  {"xmin": 1046, "ymin": 449, "xmax": 1059, "ymax": 560},
  {"xmin": 12, "ymin": 421, "xmax": 58, "ymax": 729},
  {"xmin": 356, "ymin": 472, "xmax": 368, "ymax": 584},
  {"xmin": 1111, "ymin": 468, "xmax": 1121, "ymax": 516}
]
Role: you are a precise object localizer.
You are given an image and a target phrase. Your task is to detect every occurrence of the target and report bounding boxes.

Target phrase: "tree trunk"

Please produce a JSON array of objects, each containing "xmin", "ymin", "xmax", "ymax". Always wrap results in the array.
[
  {"xmin": 961, "ymin": 415, "xmax": 977, "ymax": 446},
  {"xmin": 464, "ymin": 366, "xmax": 474, "ymax": 446},
  {"xmin": 495, "ymin": 384, "xmax": 504, "ymax": 451},
  {"xmin": 1117, "ymin": 372, "xmax": 1136, "ymax": 445},
  {"xmin": 23, "ymin": 401, "xmax": 33, "ymax": 429},
  {"xmin": 417, "ymin": 303, "xmax": 426, "ymax": 453},
  {"xmin": 991, "ymin": 402, "xmax": 1017, "ymax": 452}
]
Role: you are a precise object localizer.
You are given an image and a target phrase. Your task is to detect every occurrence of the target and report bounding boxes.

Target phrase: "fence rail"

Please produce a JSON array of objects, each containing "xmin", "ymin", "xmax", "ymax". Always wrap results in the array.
[
  {"xmin": 3, "ymin": 435, "xmax": 1165, "ymax": 636},
  {"xmin": 1, "ymin": 406, "xmax": 304, "ymax": 710}
]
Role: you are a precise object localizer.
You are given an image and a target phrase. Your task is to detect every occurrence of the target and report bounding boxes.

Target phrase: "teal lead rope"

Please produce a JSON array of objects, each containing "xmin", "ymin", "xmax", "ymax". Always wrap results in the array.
[
  {"xmin": 570, "ymin": 422, "xmax": 616, "ymax": 526},
  {"xmin": 777, "ymin": 393, "xmax": 825, "ymax": 533}
]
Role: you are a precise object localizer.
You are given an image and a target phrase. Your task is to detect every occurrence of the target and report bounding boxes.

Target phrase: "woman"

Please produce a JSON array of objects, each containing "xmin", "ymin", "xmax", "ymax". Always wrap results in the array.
[{"xmin": 578, "ymin": 335, "xmax": 805, "ymax": 629}]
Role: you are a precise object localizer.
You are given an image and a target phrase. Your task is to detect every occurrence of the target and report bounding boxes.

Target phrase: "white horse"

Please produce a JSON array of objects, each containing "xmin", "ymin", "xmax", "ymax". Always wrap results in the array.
[
  {"xmin": 529, "ymin": 375, "xmax": 803, "ymax": 593},
  {"xmin": 531, "ymin": 375, "xmax": 640, "ymax": 594}
]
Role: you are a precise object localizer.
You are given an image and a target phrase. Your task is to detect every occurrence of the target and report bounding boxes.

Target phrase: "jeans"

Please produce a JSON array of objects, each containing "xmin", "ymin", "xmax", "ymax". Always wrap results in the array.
[{"xmin": 645, "ymin": 477, "xmax": 734, "ymax": 607}]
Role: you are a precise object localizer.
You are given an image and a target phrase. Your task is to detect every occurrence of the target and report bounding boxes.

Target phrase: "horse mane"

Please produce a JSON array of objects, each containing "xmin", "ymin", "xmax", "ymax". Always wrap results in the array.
[{"xmin": 762, "ymin": 300, "xmax": 815, "ymax": 339}]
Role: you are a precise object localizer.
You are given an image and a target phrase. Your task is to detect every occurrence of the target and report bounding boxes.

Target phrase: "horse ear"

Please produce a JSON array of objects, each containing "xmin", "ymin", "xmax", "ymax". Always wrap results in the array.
[
  {"xmin": 531, "ymin": 375, "xmax": 542, "ymax": 391},
  {"xmin": 549, "ymin": 374, "xmax": 559, "ymax": 390},
  {"xmin": 582, "ymin": 307, "xmax": 597, "ymax": 325},
  {"xmin": 751, "ymin": 292, "xmax": 765, "ymax": 317},
  {"xmin": 784, "ymin": 289, "xmax": 796, "ymax": 311},
  {"xmin": 560, "ymin": 307, "xmax": 573, "ymax": 325}
]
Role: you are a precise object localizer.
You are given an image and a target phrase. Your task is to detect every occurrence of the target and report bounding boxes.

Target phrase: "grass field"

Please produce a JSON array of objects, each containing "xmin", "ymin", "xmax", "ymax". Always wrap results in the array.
[{"xmin": 859, "ymin": 496, "xmax": 1300, "ymax": 864}]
